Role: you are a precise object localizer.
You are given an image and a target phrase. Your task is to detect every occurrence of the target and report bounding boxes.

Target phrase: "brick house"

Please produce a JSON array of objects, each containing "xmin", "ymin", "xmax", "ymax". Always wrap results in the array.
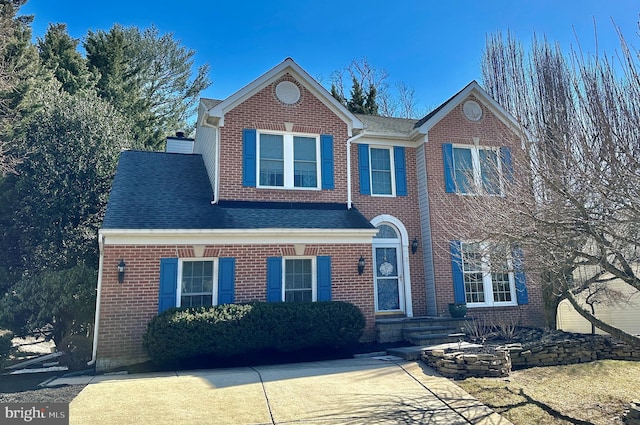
[{"xmin": 90, "ymin": 58, "xmax": 544, "ymax": 370}]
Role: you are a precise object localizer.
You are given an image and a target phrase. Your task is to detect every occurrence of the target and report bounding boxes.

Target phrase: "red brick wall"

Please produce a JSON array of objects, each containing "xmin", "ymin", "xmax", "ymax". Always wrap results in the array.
[
  {"xmin": 422, "ymin": 95, "xmax": 545, "ymax": 327},
  {"xmin": 218, "ymin": 73, "xmax": 350, "ymax": 203},
  {"xmin": 97, "ymin": 243, "xmax": 376, "ymax": 370},
  {"xmin": 350, "ymin": 145, "xmax": 427, "ymax": 317}
]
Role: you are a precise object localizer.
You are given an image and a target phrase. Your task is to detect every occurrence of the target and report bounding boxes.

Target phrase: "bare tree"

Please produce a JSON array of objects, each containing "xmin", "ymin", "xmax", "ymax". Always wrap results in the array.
[{"xmin": 442, "ymin": 25, "xmax": 640, "ymax": 347}]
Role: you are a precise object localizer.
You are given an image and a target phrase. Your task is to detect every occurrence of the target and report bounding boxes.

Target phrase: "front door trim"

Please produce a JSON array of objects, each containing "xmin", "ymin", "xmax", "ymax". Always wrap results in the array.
[{"xmin": 370, "ymin": 215, "xmax": 413, "ymax": 317}]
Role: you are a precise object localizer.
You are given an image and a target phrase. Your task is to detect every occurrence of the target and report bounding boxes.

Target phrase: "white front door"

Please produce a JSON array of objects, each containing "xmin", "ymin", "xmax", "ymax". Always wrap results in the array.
[{"xmin": 373, "ymin": 224, "xmax": 404, "ymax": 313}]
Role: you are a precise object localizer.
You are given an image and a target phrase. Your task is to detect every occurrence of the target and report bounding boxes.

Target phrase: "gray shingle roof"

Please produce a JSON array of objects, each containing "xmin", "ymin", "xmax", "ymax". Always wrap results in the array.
[
  {"xmin": 102, "ymin": 150, "xmax": 373, "ymax": 231},
  {"xmin": 355, "ymin": 114, "xmax": 419, "ymax": 135}
]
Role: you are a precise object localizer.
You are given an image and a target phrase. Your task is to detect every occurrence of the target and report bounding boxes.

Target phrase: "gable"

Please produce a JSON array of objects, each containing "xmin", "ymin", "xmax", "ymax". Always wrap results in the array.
[{"xmin": 200, "ymin": 58, "xmax": 363, "ymax": 135}]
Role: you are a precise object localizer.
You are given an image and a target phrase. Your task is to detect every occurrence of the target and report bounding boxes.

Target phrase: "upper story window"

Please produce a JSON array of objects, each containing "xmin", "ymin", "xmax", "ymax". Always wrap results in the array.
[
  {"xmin": 243, "ymin": 129, "xmax": 335, "ymax": 190},
  {"xmin": 443, "ymin": 143, "xmax": 512, "ymax": 195},
  {"xmin": 358, "ymin": 144, "xmax": 407, "ymax": 197},
  {"xmin": 370, "ymin": 147, "xmax": 394, "ymax": 195},
  {"xmin": 258, "ymin": 132, "xmax": 319, "ymax": 189}
]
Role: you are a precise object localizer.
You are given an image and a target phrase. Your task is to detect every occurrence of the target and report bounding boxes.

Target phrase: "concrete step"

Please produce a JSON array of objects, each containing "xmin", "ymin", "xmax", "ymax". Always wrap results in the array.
[
  {"xmin": 402, "ymin": 326, "xmax": 456, "ymax": 336},
  {"xmin": 406, "ymin": 332, "xmax": 466, "ymax": 346}
]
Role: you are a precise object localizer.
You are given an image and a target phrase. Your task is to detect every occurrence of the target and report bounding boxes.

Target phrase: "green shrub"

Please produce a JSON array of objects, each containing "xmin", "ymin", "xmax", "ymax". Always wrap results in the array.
[
  {"xmin": 143, "ymin": 301, "xmax": 365, "ymax": 365},
  {"xmin": 0, "ymin": 331, "xmax": 14, "ymax": 369}
]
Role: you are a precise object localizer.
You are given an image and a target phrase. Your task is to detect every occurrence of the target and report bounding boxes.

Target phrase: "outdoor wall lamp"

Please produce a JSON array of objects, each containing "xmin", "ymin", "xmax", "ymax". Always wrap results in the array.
[
  {"xmin": 411, "ymin": 238, "xmax": 419, "ymax": 254},
  {"xmin": 358, "ymin": 256, "xmax": 365, "ymax": 275},
  {"xmin": 117, "ymin": 259, "xmax": 126, "ymax": 283}
]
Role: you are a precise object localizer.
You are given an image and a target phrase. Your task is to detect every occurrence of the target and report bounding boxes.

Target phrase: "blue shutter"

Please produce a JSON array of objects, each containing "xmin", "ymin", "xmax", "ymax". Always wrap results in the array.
[
  {"xmin": 266, "ymin": 257, "xmax": 283, "ymax": 302},
  {"xmin": 394, "ymin": 146, "xmax": 407, "ymax": 196},
  {"xmin": 243, "ymin": 128, "xmax": 257, "ymax": 187},
  {"xmin": 450, "ymin": 241, "xmax": 466, "ymax": 304},
  {"xmin": 317, "ymin": 256, "xmax": 332, "ymax": 301},
  {"xmin": 358, "ymin": 144, "xmax": 371, "ymax": 195},
  {"xmin": 218, "ymin": 258, "xmax": 235, "ymax": 304},
  {"xmin": 320, "ymin": 135, "xmax": 334, "ymax": 189},
  {"xmin": 512, "ymin": 247, "xmax": 529, "ymax": 305},
  {"xmin": 158, "ymin": 258, "xmax": 178, "ymax": 313},
  {"xmin": 443, "ymin": 143, "xmax": 456, "ymax": 193},
  {"xmin": 500, "ymin": 146, "xmax": 514, "ymax": 183}
]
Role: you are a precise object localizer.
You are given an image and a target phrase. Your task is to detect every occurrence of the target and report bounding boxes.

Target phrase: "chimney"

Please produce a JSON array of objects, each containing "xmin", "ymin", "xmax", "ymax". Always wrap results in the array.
[{"xmin": 165, "ymin": 130, "xmax": 194, "ymax": 154}]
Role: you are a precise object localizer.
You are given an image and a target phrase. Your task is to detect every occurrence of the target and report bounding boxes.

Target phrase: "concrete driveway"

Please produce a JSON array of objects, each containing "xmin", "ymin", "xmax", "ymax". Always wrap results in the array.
[{"xmin": 48, "ymin": 357, "xmax": 512, "ymax": 425}]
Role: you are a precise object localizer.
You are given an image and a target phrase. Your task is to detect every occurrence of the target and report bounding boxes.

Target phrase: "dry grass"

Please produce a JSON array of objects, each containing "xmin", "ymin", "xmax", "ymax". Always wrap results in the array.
[{"xmin": 457, "ymin": 360, "xmax": 640, "ymax": 425}]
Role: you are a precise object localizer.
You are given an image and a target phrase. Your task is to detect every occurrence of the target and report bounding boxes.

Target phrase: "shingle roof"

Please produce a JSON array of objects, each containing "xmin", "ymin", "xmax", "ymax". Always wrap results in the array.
[
  {"xmin": 102, "ymin": 150, "xmax": 374, "ymax": 231},
  {"xmin": 355, "ymin": 114, "xmax": 419, "ymax": 135}
]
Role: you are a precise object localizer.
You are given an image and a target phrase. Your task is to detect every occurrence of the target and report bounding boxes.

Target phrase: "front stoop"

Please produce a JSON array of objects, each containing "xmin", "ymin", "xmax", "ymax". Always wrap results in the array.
[{"xmin": 376, "ymin": 316, "xmax": 473, "ymax": 345}]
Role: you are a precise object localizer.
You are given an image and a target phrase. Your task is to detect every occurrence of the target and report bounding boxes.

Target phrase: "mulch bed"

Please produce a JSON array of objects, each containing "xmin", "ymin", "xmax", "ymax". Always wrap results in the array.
[{"xmin": 0, "ymin": 371, "xmax": 85, "ymax": 403}]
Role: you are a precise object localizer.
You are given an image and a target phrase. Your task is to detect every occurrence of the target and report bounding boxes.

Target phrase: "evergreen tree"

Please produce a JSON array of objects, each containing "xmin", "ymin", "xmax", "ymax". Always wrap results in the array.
[
  {"xmin": 330, "ymin": 84, "xmax": 345, "ymax": 106},
  {"xmin": 347, "ymin": 77, "xmax": 367, "ymax": 114},
  {"xmin": 37, "ymin": 23, "xmax": 94, "ymax": 95},
  {"xmin": 365, "ymin": 84, "xmax": 378, "ymax": 115},
  {"xmin": 85, "ymin": 24, "xmax": 210, "ymax": 149}
]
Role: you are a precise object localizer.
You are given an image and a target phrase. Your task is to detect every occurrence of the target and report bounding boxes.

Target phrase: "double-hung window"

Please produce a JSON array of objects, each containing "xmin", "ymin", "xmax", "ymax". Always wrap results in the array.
[
  {"xmin": 284, "ymin": 258, "xmax": 315, "ymax": 302},
  {"xmin": 258, "ymin": 132, "xmax": 319, "ymax": 189},
  {"xmin": 358, "ymin": 144, "xmax": 407, "ymax": 197},
  {"xmin": 460, "ymin": 242, "xmax": 516, "ymax": 307},
  {"xmin": 179, "ymin": 259, "xmax": 217, "ymax": 308},
  {"xmin": 370, "ymin": 147, "xmax": 394, "ymax": 195},
  {"xmin": 444, "ymin": 143, "xmax": 511, "ymax": 195}
]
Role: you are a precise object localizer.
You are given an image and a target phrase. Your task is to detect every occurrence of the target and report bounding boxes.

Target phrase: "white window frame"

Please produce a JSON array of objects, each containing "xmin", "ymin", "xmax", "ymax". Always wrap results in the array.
[
  {"xmin": 256, "ymin": 131, "xmax": 321, "ymax": 190},
  {"xmin": 460, "ymin": 242, "xmax": 517, "ymax": 308},
  {"xmin": 176, "ymin": 258, "xmax": 218, "ymax": 308},
  {"xmin": 282, "ymin": 257, "xmax": 317, "ymax": 302},
  {"xmin": 369, "ymin": 146, "xmax": 396, "ymax": 197},
  {"xmin": 452, "ymin": 145, "xmax": 504, "ymax": 196}
]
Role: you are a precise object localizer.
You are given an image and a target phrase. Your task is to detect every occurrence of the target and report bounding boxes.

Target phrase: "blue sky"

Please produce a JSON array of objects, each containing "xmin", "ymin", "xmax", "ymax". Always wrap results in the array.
[{"xmin": 21, "ymin": 0, "xmax": 638, "ymax": 115}]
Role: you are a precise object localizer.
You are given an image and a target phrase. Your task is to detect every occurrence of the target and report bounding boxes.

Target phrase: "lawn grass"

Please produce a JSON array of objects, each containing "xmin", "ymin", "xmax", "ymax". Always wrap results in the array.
[{"xmin": 457, "ymin": 360, "xmax": 640, "ymax": 425}]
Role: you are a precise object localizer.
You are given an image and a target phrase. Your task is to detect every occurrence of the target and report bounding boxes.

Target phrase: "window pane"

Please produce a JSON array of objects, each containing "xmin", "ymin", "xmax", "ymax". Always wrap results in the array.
[
  {"xmin": 370, "ymin": 148, "xmax": 392, "ymax": 195},
  {"xmin": 260, "ymin": 134, "xmax": 284, "ymax": 186},
  {"xmin": 453, "ymin": 147, "xmax": 473, "ymax": 193},
  {"xmin": 374, "ymin": 224, "xmax": 398, "ymax": 239},
  {"xmin": 462, "ymin": 243, "xmax": 485, "ymax": 303},
  {"xmin": 293, "ymin": 137, "xmax": 318, "ymax": 187},
  {"xmin": 284, "ymin": 259, "xmax": 312, "ymax": 302},
  {"xmin": 181, "ymin": 261, "xmax": 214, "ymax": 308},
  {"xmin": 479, "ymin": 149, "xmax": 500, "ymax": 194},
  {"xmin": 492, "ymin": 272, "xmax": 512, "ymax": 302}
]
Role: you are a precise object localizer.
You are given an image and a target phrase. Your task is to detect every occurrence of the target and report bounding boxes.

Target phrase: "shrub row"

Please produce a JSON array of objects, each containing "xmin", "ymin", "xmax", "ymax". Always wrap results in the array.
[{"xmin": 142, "ymin": 301, "xmax": 365, "ymax": 365}]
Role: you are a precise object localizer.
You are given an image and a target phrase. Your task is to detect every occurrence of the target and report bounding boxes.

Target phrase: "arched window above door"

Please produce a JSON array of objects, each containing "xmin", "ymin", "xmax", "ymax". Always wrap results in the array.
[{"xmin": 375, "ymin": 224, "xmax": 398, "ymax": 239}]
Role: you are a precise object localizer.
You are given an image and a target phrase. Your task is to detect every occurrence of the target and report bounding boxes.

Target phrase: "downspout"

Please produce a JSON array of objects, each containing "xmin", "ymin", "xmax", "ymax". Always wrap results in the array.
[
  {"xmin": 346, "ymin": 132, "xmax": 365, "ymax": 209},
  {"xmin": 87, "ymin": 233, "xmax": 104, "ymax": 366},
  {"xmin": 213, "ymin": 125, "xmax": 221, "ymax": 204}
]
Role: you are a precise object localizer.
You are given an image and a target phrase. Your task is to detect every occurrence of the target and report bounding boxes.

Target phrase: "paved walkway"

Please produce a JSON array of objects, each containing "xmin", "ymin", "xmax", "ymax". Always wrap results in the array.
[{"xmin": 47, "ymin": 357, "xmax": 512, "ymax": 425}]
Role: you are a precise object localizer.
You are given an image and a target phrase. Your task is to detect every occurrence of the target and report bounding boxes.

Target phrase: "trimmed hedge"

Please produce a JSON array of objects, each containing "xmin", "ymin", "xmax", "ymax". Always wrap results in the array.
[{"xmin": 143, "ymin": 301, "xmax": 366, "ymax": 365}]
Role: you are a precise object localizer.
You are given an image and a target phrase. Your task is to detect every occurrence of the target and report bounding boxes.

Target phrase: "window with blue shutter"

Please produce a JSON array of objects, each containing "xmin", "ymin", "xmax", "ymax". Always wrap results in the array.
[
  {"xmin": 158, "ymin": 258, "xmax": 178, "ymax": 313},
  {"xmin": 218, "ymin": 258, "xmax": 236, "ymax": 304},
  {"xmin": 317, "ymin": 256, "xmax": 332, "ymax": 301},
  {"xmin": 449, "ymin": 241, "xmax": 466, "ymax": 304},
  {"xmin": 320, "ymin": 135, "xmax": 334, "ymax": 189},
  {"xmin": 266, "ymin": 257, "xmax": 283, "ymax": 302},
  {"xmin": 394, "ymin": 146, "xmax": 407, "ymax": 196},
  {"xmin": 358, "ymin": 144, "xmax": 371, "ymax": 195},
  {"xmin": 243, "ymin": 128, "xmax": 257, "ymax": 186}
]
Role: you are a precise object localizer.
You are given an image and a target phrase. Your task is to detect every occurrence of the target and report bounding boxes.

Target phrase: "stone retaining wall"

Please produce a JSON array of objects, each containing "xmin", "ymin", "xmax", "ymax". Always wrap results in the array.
[
  {"xmin": 423, "ymin": 334, "xmax": 640, "ymax": 380},
  {"xmin": 625, "ymin": 401, "xmax": 640, "ymax": 425}
]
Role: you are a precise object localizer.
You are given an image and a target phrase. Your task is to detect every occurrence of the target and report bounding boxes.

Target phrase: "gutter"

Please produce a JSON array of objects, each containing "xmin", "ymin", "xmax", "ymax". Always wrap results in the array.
[
  {"xmin": 87, "ymin": 233, "xmax": 104, "ymax": 366},
  {"xmin": 346, "ymin": 132, "xmax": 365, "ymax": 209}
]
